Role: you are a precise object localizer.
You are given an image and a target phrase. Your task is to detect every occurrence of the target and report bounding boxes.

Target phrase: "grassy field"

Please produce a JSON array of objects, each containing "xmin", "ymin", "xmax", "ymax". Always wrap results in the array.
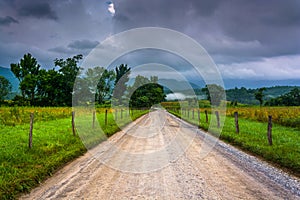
[
  {"xmin": 226, "ymin": 106, "xmax": 300, "ymax": 129},
  {"xmin": 0, "ymin": 107, "xmax": 148, "ymax": 200},
  {"xmin": 163, "ymin": 101, "xmax": 300, "ymax": 129},
  {"xmin": 162, "ymin": 102, "xmax": 300, "ymax": 177}
]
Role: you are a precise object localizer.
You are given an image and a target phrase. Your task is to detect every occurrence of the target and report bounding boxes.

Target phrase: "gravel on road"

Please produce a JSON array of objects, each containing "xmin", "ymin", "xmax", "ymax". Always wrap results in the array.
[{"xmin": 20, "ymin": 110, "xmax": 300, "ymax": 199}]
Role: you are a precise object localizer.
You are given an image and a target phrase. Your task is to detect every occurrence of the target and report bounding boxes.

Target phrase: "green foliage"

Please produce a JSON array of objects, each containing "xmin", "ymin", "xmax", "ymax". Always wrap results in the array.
[
  {"xmin": 0, "ymin": 107, "xmax": 72, "ymax": 126},
  {"xmin": 82, "ymin": 67, "xmax": 115, "ymax": 104},
  {"xmin": 254, "ymin": 87, "xmax": 266, "ymax": 106},
  {"xmin": 129, "ymin": 75, "xmax": 165, "ymax": 108},
  {"xmin": 96, "ymin": 69, "xmax": 115, "ymax": 104},
  {"xmin": 10, "ymin": 53, "xmax": 41, "ymax": 105},
  {"xmin": 54, "ymin": 55, "xmax": 83, "ymax": 106},
  {"xmin": 226, "ymin": 86, "xmax": 299, "ymax": 105},
  {"xmin": 0, "ymin": 107, "xmax": 147, "ymax": 199},
  {"xmin": 266, "ymin": 88, "xmax": 300, "ymax": 106},
  {"xmin": 10, "ymin": 53, "xmax": 40, "ymax": 82},
  {"xmin": 9, "ymin": 54, "xmax": 83, "ymax": 107},
  {"xmin": 0, "ymin": 118, "xmax": 86, "ymax": 199},
  {"xmin": 226, "ymin": 87, "xmax": 258, "ymax": 105},
  {"xmin": 167, "ymin": 107, "xmax": 300, "ymax": 177},
  {"xmin": 226, "ymin": 106, "xmax": 300, "ymax": 129},
  {"xmin": 36, "ymin": 69, "xmax": 63, "ymax": 106},
  {"xmin": 72, "ymin": 67, "xmax": 116, "ymax": 105},
  {"xmin": 0, "ymin": 76, "xmax": 12, "ymax": 102},
  {"xmin": 113, "ymin": 64, "xmax": 130, "ymax": 103},
  {"xmin": 202, "ymin": 84, "xmax": 225, "ymax": 106}
]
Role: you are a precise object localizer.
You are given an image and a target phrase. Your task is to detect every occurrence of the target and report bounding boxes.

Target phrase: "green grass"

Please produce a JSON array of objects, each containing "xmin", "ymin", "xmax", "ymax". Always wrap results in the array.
[
  {"xmin": 168, "ymin": 109, "xmax": 300, "ymax": 177},
  {"xmin": 0, "ymin": 108, "xmax": 147, "ymax": 200},
  {"xmin": 0, "ymin": 107, "xmax": 72, "ymax": 126}
]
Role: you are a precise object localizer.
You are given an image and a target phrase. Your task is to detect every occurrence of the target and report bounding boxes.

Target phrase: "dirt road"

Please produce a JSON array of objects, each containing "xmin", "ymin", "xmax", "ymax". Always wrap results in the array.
[{"xmin": 21, "ymin": 110, "xmax": 300, "ymax": 199}]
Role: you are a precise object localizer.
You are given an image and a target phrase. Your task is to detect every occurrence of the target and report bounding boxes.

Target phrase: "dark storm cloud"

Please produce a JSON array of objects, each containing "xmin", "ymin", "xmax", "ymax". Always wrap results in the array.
[
  {"xmin": 113, "ymin": 0, "xmax": 300, "ymax": 60},
  {"xmin": 49, "ymin": 40, "xmax": 100, "ymax": 56},
  {"xmin": 68, "ymin": 40, "xmax": 100, "ymax": 50},
  {"xmin": 0, "ymin": 16, "xmax": 19, "ymax": 26},
  {"xmin": 17, "ymin": 1, "xmax": 58, "ymax": 20},
  {"xmin": 0, "ymin": 0, "xmax": 299, "ymax": 81},
  {"xmin": 214, "ymin": 1, "xmax": 300, "ymax": 43},
  {"xmin": 48, "ymin": 46, "xmax": 75, "ymax": 54},
  {"xmin": 113, "ymin": 0, "xmax": 221, "ymax": 31}
]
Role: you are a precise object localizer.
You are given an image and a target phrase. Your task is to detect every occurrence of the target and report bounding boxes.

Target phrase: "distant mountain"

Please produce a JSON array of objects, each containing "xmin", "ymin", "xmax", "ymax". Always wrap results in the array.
[
  {"xmin": 160, "ymin": 79, "xmax": 300, "ymax": 104},
  {"xmin": 159, "ymin": 79, "xmax": 201, "ymax": 92},
  {"xmin": 226, "ymin": 86, "xmax": 300, "ymax": 105},
  {"xmin": 223, "ymin": 79, "xmax": 300, "ymax": 89},
  {"xmin": 128, "ymin": 78, "xmax": 202, "ymax": 93},
  {"xmin": 0, "ymin": 66, "xmax": 19, "ymax": 98}
]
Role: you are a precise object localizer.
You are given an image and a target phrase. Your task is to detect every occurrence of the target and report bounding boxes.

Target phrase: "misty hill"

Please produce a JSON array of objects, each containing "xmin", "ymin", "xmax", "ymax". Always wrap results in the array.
[
  {"xmin": 0, "ymin": 66, "xmax": 19, "ymax": 99},
  {"xmin": 159, "ymin": 79, "xmax": 201, "ymax": 92},
  {"xmin": 223, "ymin": 79, "xmax": 300, "ymax": 89},
  {"xmin": 226, "ymin": 86, "xmax": 300, "ymax": 105},
  {"xmin": 161, "ymin": 79, "xmax": 300, "ymax": 105},
  {"xmin": 0, "ymin": 66, "xmax": 19, "ymax": 92}
]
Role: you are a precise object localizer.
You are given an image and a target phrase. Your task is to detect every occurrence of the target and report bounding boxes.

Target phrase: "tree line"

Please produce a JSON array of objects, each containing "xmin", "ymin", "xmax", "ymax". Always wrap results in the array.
[
  {"xmin": 0, "ymin": 53, "xmax": 165, "ymax": 108},
  {"xmin": 1, "ymin": 53, "xmax": 299, "ymax": 107},
  {"xmin": 226, "ymin": 86, "xmax": 300, "ymax": 106},
  {"xmin": 200, "ymin": 84, "xmax": 300, "ymax": 107}
]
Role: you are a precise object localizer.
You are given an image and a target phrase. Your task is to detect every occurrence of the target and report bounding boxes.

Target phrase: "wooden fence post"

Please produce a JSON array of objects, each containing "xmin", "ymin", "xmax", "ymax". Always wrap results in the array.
[
  {"xmin": 267, "ymin": 115, "xmax": 273, "ymax": 145},
  {"xmin": 92, "ymin": 111, "xmax": 95, "ymax": 129},
  {"xmin": 28, "ymin": 112, "xmax": 34, "ymax": 148},
  {"xmin": 197, "ymin": 109, "xmax": 200, "ymax": 127},
  {"xmin": 234, "ymin": 111, "xmax": 239, "ymax": 133},
  {"xmin": 192, "ymin": 109, "xmax": 195, "ymax": 119},
  {"xmin": 105, "ymin": 109, "xmax": 108, "ymax": 125},
  {"xmin": 121, "ymin": 109, "xmax": 123, "ymax": 119},
  {"xmin": 215, "ymin": 111, "xmax": 220, "ymax": 128},
  {"xmin": 188, "ymin": 109, "xmax": 190, "ymax": 118},
  {"xmin": 72, "ymin": 111, "xmax": 76, "ymax": 136},
  {"xmin": 205, "ymin": 110, "xmax": 208, "ymax": 123}
]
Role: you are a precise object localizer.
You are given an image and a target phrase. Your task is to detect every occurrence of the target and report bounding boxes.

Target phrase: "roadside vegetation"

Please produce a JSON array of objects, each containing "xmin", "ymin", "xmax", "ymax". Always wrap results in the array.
[
  {"xmin": 162, "ymin": 101, "xmax": 300, "ymax": 177},
  {"xmin": 1, "ymin": 52, "xmax": 299, "ymax": 198},
  {"xmin": 0, "ymin": 53, "xmax": 164, "ymax": 199},
  {"xmin": 0, "ymin": 107, "xmax": 148, "ymax": 199}
]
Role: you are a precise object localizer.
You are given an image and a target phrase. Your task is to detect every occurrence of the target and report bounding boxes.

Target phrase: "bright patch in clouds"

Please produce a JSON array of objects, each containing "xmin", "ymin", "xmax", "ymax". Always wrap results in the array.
[
  {"xmin": 166, "ymin": 93, "xmax": 186, "ymax": 101},
  {"xmin": 218, "ymin": 55, "xmax": 300, "ymax": 80},
  {"xmin": 107, "ymin": 1, "xmax": 115, "ymax": 16}
]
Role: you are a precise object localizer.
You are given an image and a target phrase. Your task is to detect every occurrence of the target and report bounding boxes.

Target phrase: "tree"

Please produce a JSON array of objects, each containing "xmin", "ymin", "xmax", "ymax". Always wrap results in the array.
[
  {"xmin": 254, "ymin": 87, "xmax": 266, "ymax": 107},
  {"xmin": 96, "ymin": 69, "xmax": 115, "ymax": 104},
  {"xmin": 73, "ymin": 76, "xmax": 93, "ymax": 105},
  {"xmin": 83, "ymin": 67, "xmax": 115, "ymax": 104},
  {"xmin": 113, "ymin": 64, "xmax": 130, "ymax": 103},
  {"xmin": 266, "ymin": 87, "xmax": 300, "ymax": 106},
  {"xmin": 129, "ymin": 75, "xmax": 165, "ymax": 108},
  {"xmin": 36, "ymin": 69, "xmax": 64, "ymax": 106},
  {"xmin": 289, "ymin": 88, "xmax": 300, "ymax": 105},
  {"xmin": 202, "ymin": 84, "xmax": 225, "ymax": 106},
  {"xmin": 0, "ymin": 76, "xmax": 12, "ymax": 102},
  {"xmin": 11, "ymin": 53, "xmax": 40, "ymax": 105},
  {"xmin": 54, "ymin": 54, "xmax": 82, "ymax": 106}
]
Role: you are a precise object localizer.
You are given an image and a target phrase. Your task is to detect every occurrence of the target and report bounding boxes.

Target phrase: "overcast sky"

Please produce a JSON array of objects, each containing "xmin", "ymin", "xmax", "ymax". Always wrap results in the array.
[{"xmin": 0, "ymin": 0, "xmax": 300, "ymax": 86}]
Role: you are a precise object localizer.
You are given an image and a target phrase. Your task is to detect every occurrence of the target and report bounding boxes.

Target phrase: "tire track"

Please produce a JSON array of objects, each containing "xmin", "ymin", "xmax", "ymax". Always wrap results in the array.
[{"xmin": 20, "ymin": 110, "xmax": 300, "ymax": 199}]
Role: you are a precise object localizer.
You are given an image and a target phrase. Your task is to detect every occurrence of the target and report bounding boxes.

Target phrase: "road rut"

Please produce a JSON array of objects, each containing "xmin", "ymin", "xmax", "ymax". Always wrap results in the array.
[{"xmin": 21, "ymin": 110, "xmax": 300, "ymax": 199}]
